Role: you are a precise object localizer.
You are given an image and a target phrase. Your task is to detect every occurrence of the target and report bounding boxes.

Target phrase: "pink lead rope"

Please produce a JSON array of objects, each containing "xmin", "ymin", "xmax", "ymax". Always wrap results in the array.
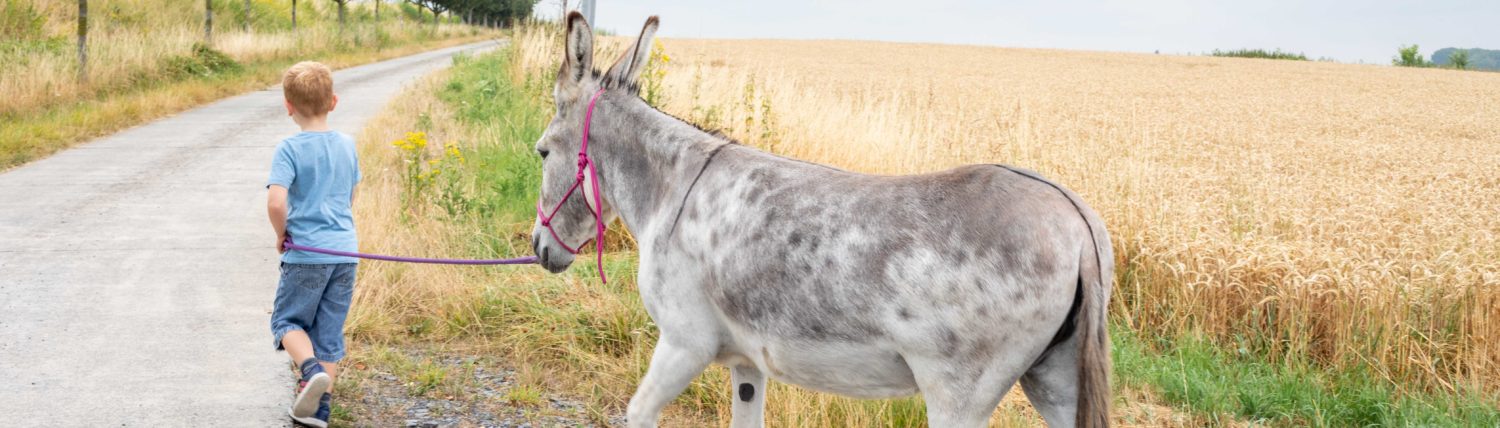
[
  {"xmin": 536, "ymin": 88, "xmax": 611, "ymax": 284},
  {"xmin": 285, "ymin": 89, "xmax": 611, "ymax": 284},
  {"xmin": 283, "ymin": 237, "xmax": 538, "ymax": 265}
]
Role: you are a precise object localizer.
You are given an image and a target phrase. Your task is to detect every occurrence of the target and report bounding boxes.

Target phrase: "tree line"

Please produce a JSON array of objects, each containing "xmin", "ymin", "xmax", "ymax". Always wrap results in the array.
[
  {"xmin": 408, "ymin": 0, "xmax": 538, "ymax": 26},
  {"xmin": 72, "ymin": 0, "xmax": 537, "ymax": 82},
  {"xmin": 1395, "ymin": 44, "xmax": 1496, "ymax": 71}
]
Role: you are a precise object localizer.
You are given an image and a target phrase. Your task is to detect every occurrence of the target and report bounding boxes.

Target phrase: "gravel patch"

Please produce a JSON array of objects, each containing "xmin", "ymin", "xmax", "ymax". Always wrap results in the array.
[{"xmin": 342, "ymin": 350, "xmax": 617, "ymax": 428}]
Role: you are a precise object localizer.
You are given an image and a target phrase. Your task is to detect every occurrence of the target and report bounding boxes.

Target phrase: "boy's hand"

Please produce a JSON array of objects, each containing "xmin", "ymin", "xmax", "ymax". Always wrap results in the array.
[{"xmin": 277, "ymin": 234, "xmax": 289, "ymax": 254}]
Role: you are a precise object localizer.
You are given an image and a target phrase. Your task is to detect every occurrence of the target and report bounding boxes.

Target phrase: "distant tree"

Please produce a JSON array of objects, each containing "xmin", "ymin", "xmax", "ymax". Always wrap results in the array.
[
  {"xmin": 1433, "ymin": 47, "xmax": 1498, "ymax": 70},
  {"xmin": 407, "ymin": 0, "xmax": 447, "ymax": 26},
  {"xmin": 291, "ymin": 0, "xmax": 298, "ymax": 30},
  {"xmin": 204, "ymin": 0, "xmax": 213, "ymax": 44},
  {"xmin": 1394, "ymin": 44, "xmax": 1427, "ymax": 67},
  {"xmin": 77, "ymin": 0, "xmax": 87, "ymax": 83},
  {"xmin": 473, "ymin": 0, "xmax": 538, "ymax": 27},
  {"xmin": 243, "ymin": 0, "xmax": 250, "ymax": 32},
  {"xmin": 332, "ymin": 0, "xmax": 349, "ymax": 31},
  {"xmin": 1449, "ymin": 49, "xmax": 1470, "ymax": 70}
]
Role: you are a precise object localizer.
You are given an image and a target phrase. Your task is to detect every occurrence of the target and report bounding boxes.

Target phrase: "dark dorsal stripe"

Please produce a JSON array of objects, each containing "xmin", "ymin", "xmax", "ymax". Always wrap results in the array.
[{"xmin": 665, "ymin": 143, "xmax": 732, "ymax": 239}]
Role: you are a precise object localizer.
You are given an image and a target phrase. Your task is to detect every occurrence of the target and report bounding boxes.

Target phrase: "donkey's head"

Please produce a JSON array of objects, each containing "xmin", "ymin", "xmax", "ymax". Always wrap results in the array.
[{"xmin": 531, "ymin": 12, "xmax": 659, "ymax": 273}]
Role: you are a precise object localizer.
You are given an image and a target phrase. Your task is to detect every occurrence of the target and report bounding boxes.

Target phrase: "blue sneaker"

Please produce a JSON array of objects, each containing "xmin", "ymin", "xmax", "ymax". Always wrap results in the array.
[
  {"xmin": 290, "ymin": 359, "xmax": 331, "ymax": 428},
  {"xmin": 315, "ymin": 393, "xmax": 332, "ymax": 424}
]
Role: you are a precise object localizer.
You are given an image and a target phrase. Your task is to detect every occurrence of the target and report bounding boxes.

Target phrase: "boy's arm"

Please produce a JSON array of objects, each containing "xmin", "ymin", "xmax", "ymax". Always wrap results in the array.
[{"xmin": 268, "ymin": 185, "xmax": 290, "ymax": 253}]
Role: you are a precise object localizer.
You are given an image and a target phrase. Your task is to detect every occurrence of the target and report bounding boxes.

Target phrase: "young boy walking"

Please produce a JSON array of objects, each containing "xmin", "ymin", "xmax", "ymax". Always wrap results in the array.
[{"xmin": 266, "ymin": 61, "xmax": 361, "ymax": 428}]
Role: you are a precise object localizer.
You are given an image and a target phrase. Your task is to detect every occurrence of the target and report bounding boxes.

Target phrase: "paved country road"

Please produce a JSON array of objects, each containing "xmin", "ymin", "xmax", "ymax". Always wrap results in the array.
[{"xmin": 0, "ymin": 39, "xmax": 499, "ymax": 427}]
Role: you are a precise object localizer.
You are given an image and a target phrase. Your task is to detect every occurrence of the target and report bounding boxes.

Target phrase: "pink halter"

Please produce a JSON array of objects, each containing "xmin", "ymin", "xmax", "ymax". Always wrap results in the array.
[{"xmin": 536, "ymin": 88, "xmax": 610, "ymax": 284}]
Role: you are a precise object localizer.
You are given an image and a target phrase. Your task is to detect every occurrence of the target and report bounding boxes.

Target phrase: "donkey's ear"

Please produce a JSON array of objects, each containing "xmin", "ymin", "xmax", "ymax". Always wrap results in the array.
[
  {"xmin": 604, "ymin": 16, "xmax": 660, "ymax": 87},
  {"xmin": 559, "ymin": 11, "xmax": 594, "ymax": 86}
]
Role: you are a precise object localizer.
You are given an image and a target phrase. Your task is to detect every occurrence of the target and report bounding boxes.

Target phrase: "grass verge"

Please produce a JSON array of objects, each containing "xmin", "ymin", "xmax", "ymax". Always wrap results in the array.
[
  {"xmin": 1114, "ymin": 327, "xmax": 1500, "ymax": 426},
  {"xmin": 0, "ymin": 32, "xmax": 494, "ymax": 170}
]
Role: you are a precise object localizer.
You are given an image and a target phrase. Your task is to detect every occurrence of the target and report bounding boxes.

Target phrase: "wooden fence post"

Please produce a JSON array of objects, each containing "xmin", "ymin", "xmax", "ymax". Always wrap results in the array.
[
  {"xmin": 77, "ymin": 0, "xmax": 88, "ymax": 83},
  {"xmin": 204, "ymin": 0, "xmax": 213, "ymax": 44}
]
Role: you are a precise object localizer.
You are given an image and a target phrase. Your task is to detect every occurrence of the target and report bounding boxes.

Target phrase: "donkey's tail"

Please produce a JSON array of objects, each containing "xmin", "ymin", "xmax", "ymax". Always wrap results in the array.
[
  {"xmin": 1074, "ymin": 200, "xmax": 1114, "ymax": 428},
  {"xmin": 993, "ymin": 165, "xmax": 1113, "ymax": 427}
]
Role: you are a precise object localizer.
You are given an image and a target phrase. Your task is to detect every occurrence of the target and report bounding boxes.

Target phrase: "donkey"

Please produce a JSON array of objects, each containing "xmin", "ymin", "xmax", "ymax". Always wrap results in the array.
[{"xmin": 529, "ymin": 12, "xmax": 1114, "ymax": 428}]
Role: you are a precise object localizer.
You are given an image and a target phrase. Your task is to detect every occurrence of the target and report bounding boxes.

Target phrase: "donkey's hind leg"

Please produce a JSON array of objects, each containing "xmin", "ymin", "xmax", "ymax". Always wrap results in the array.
[
  {"xmin": 626, "ymin": 337, "xmax": 715, "ymax": 428},
  {"xmin": 1020, "ymin": 334, "xmax": 1081, "ymax": 428},
  {"xmin": 910, "ymin": 356, "xmax": 1024, "ymax": 428},
  {"xmin": 729, "ymin": 364, "xmax": 766, "ymax": 428}
]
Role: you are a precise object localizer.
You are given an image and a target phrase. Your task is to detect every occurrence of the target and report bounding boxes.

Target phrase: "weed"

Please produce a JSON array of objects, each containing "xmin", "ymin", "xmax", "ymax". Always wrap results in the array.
[
  {"xmin": 504, "ymin": 384, "xmax": 544, "ymax": 406},
  {"xmin": 640, "ymin": 40, "xmax": 670, "ymax": 107}
]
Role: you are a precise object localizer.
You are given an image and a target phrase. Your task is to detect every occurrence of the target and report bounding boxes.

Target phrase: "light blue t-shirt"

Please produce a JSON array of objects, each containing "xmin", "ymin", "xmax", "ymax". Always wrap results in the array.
[{"xmin": 267, "ymin": 131, "xmax": 361, "ymax": 264}]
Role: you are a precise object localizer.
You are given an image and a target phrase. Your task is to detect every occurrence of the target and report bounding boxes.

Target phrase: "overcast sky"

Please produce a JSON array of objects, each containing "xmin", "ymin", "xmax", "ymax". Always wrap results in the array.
[{"xmin": 535, "ymin": 0, "xmax": 1498, "ymax": 65}]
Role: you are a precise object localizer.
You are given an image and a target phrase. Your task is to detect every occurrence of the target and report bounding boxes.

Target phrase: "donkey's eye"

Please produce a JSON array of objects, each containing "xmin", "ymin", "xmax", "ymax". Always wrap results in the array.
[{"xmin": 538, "ymin": 149, "xmax": 550, "ymax": 159}]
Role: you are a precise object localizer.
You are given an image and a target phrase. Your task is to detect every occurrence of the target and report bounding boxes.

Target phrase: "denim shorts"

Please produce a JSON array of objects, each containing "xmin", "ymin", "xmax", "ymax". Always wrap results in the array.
[{"xmin": 271, "ymin": 262, "xmax": 357, "ymax": 362}]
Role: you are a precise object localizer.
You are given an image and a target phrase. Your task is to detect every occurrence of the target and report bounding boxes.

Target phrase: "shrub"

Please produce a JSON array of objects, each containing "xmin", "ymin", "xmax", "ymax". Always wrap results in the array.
[
  {"xmin": 1210, "ymin": 48, "xmax": 1308, "ymax": 61},
  {"xmin": 1394, "ymin": 44, "xmax": 1428, "ymax": 67},
  {"xmin": 1449, "ymin": 49, "xmax": 1470, "ymax": 70},
  {"xmin": 162, "ymin": 43, "xmax": 243, "ymax": 79}
]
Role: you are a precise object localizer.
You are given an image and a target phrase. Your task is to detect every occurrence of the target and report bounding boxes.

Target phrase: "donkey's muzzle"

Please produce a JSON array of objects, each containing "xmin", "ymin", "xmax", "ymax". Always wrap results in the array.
[{"xmin": 532, "ymin": 229, "xmax": 575, "ymax": 274}]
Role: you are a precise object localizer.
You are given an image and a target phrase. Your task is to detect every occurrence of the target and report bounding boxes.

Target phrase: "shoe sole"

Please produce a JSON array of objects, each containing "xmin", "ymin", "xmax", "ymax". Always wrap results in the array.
[
  {"xmin": 290, "ymin": 372, "xmax": 330, "ymax": 425},
  {"xmin": 289, "ymin": 411, "xmax": 328, "ymax": 428}
]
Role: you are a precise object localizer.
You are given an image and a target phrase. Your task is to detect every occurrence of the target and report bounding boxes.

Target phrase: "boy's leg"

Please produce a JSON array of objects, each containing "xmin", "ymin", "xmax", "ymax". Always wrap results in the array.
[
  {"xmin": 280, "ymin": 330, "xmax": 317, "ymax": 364},
  {"xmin": 281, "ymin": 330, "xmax": 335, "ymax": 394},
  {"xmin": 270, "ymin": 263, "xmax": 336, "ymax": 425},
  {"xmin": 319, "ymin": 361, "xmax": 339, "ymax": 393},
  {"xmin": 309, "ymin": 263, "xmax": 357, "ymax": 391}
]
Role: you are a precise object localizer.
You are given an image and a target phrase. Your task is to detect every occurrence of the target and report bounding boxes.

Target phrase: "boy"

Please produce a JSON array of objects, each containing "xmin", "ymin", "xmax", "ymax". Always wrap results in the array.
[{"xmin": 266, "ymin": 61, "xmax": 360, "ymax": 428}]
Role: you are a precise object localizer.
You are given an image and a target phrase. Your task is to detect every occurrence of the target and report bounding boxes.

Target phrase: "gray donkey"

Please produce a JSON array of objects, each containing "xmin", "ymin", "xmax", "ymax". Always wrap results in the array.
[{"xmin": 529, "ymin": 12, "xmax": 1114, "ymax": 428}]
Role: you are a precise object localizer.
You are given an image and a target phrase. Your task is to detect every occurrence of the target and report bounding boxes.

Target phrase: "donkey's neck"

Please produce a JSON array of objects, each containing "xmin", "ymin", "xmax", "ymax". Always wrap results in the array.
[{"xmin": 591, "ymin": 96, "xmax": 728, "ymax": 243}]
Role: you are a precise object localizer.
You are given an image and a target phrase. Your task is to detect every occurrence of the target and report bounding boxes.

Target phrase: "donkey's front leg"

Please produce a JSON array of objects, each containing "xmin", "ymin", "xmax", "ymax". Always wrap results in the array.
[
  {"xmin": 626, "ymin": 337, "xmax": 714, "ymax": 428},
  {"xmin": 730, "ymin": 364, "xmax": 766, "ymax": 428}
]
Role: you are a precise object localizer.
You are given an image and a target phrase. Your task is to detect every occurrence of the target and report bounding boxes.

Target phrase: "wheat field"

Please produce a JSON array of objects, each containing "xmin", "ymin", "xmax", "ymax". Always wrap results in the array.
[{"xmin": 508, "ymin": 27, "xmax": 1500, "ymax": 398}]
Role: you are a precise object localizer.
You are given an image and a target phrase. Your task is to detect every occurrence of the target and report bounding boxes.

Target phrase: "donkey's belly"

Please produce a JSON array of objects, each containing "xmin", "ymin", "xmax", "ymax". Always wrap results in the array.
[{"xmin": 754, "ymin": 341, "xmax": 919, "ymax": 399}]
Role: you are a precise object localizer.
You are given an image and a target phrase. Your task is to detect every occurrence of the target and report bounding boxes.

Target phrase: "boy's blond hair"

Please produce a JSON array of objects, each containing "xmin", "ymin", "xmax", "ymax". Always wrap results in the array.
[{"xmin": 283, "ymin": 61, "xmax": 335, "ymax": 117}]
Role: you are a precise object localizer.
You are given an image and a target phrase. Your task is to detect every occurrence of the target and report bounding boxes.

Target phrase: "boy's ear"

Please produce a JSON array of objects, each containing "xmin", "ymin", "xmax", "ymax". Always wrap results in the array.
[
  {"xmin": 604, "ymin": 16, "xmax": 660, "ymax": 87},
  {"xmin": 558, "ymin": 11, "xmax": 594, "ymax": 88},
  {"xmin": 329, "ymin": 95, "xmax": 338, "ymax": 113},
  {"xmin": 284, "ymin": 99, "xmax": 295, "ymax": 117}
]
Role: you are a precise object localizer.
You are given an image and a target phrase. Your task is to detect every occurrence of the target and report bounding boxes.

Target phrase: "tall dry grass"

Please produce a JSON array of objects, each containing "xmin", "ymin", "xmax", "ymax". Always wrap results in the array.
[
  {"xmin": 506, "ymin": 27, "xmax": 1500, "ymax": 398},
  {"xmin": 1, "ymin": 0, "xmax": 477, "ymax": 117}
]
